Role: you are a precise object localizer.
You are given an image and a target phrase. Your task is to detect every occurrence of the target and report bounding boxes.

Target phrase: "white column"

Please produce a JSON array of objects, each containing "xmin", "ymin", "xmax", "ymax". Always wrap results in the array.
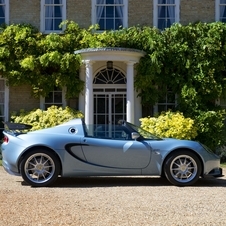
[
  {"xmin": 79, "ymin": 64, "xmax": 85, "ymax": 114},
  {"xmin": 84, "ymin": 60, "xmax": 94, "ymax": 126},
  {"xmin": 126, "ymin": 61, "xmax": 136, "ymax": 123},
  {"xmin": 134, "ymin": 89, "xmax": 142, "ymax": 125}
]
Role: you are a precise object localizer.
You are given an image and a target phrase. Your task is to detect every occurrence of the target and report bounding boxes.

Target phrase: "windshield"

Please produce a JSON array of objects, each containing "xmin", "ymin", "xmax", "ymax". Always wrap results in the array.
[{"xmin": 127, "ymin": 122, "xmax": 162, "ymax": 140}]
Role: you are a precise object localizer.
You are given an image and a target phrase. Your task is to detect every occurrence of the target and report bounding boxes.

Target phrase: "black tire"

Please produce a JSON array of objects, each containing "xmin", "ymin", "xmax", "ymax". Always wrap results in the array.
[
  {"xmin": 164, "ymin": 150, "xmax": 202, "ymax": 186},
  {"xmin": 20, "ymin": 149, "xmax": 60, "ymax": 187}
]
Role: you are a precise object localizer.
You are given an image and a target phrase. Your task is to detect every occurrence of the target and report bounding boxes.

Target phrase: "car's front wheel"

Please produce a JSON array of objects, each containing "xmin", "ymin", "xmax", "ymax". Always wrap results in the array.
[
  {"xmin": 164, "ymin": 150, "xmax": 202, "ymax": 186},
  {"xmin": 20, "ymin": 149, "xmax": 60, "ymax": 187}
]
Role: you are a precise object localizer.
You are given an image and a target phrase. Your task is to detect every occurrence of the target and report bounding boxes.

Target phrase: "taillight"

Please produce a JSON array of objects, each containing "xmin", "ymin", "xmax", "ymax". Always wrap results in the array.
[{"xmin": 3, "ymin": 136, "xmax": 9, "ymax": 143}]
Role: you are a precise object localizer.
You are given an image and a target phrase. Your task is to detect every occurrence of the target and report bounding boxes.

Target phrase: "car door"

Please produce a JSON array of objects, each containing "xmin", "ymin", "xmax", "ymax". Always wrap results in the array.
[{"xmin": 81, "ymin": 128, "xmax": 152, "ymax": 169}]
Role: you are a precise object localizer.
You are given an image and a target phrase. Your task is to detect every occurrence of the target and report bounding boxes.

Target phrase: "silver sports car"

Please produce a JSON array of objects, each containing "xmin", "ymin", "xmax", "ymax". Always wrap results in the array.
[{"xmin": 1, "ymin": 118, "xmax": 223, "ymax": 187}]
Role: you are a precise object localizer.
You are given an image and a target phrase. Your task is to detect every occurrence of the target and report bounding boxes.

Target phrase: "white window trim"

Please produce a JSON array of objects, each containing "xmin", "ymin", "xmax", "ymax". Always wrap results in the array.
[
  {"xmin": 215, "ymin": 0, "xmax": 225, "ymax": 21},
  {"xmin": 216, "ymin": 98, "xmax": 220, "ymax": 106},
  {"xmin": 40, "ymin": 0, "xmax": 66, "ymax": 34},
  {"xmin": 1, "ymin": 0, "xmax": 9, "ymax": 24},
  {"xmin": 40, "ymin": 87, "xmax": 67, "ymax": 110},
  {"xmin": 153, "ymin": 0, "xmax": 180, "ymax": 29},
  {"xmin": 0, "ymin": 78, "xmax": 9, "ymax": 122},
  {"xmin": 91, "ymin": 0, "xmax": 128, "ymax": 31},
  {"xmin": 1, "ymin": 78, "xmax": 9, "ymax": 121},
  {"xmin": 215, "ymin": 97, "xmax": 226, "ymax": 108}
]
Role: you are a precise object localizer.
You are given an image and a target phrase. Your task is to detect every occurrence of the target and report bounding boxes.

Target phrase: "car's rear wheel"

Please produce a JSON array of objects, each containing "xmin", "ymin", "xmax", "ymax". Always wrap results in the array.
[
  {"xmin": 20, "ymin": 149, "xmax": 60, "ymax": 187},
  {"xmin": 164, "ymin": 150, "xmax": 202, "ymax": 186}
]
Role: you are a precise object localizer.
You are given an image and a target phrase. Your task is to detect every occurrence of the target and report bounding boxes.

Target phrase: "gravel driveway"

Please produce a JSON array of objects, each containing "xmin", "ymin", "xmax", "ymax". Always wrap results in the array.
[{"xmin": 0, "ymin": 166, "xmax": 226, "ymax": 226}]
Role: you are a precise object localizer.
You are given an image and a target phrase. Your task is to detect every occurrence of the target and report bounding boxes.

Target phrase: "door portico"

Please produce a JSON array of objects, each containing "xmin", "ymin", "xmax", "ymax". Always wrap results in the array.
[{"xmin": 75, "ymin": 48, "xmax": 145, "ymax": 126}]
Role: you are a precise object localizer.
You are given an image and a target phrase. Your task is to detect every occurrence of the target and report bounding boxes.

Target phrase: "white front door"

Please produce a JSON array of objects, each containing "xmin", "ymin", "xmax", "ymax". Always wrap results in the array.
[
  {"xmin": 94, "ymin": 88, "xmax": 126, "ymax": 125},
  {"xmin": 93, "ymin": 64, "xmax": 127, "ymax": 126}
]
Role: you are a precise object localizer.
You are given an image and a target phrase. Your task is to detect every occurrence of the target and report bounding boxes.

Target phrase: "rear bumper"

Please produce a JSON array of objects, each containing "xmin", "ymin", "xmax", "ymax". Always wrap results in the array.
[{"xmin": 2, "ymin": 160, "xmax": 21, "ymax": 176}]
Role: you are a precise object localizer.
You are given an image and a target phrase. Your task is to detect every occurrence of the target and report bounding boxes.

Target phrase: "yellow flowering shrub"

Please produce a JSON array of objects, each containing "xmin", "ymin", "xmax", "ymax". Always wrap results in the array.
[
  {"xmin": 140, "ymin": 111, "xmax": 198, "ymax": 140},
  {"xmin": 11, "ymin": 105, "xmax": 84, "ymax": 131}
]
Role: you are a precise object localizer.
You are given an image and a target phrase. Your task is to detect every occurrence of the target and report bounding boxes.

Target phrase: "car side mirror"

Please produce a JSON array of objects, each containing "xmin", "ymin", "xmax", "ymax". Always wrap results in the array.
[{"xmin": 131, "ymin": 132, "xmax": 140, "ymax": 140}]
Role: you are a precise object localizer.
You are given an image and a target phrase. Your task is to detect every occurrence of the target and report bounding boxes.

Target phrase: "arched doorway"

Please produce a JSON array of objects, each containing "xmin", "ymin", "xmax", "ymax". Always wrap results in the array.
[
  {"xmin": 93, "ymin": 63, "xmax": 126, "ymax": 125},
  {"xmin": 75, "ymin": 47, "xmax": 145, "ymax": 125}
]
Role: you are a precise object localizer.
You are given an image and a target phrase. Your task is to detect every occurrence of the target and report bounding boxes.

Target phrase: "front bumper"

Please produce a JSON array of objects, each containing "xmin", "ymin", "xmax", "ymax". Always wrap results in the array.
[{"xmin": 203, "ymin": 167, "xmax": 223, "ymax": 178}]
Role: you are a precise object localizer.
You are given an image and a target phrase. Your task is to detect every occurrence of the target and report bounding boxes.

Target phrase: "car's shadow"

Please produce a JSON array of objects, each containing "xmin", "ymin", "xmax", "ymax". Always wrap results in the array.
[{"xmin": 21, "ymin": 176, "xmax": 226, "ymax": 188}]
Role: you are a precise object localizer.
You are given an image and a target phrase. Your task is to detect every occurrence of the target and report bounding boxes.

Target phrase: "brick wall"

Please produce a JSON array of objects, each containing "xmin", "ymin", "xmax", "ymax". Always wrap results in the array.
[
  {"xmin": 128, "ymin": 0, "xmax": 216, "ymax": 27},
  {"xmin": 9, "ymin": 84, "xmax": 79, "ymax": 115},
  {"xmin": 9, "ymin": 0, "xmax": 217, "ymax": 30},
  {"xmin": 9, "ymin": 85, "xmax": 40, "ymax": 114},
  {"xmin": 128, "ymin": 0, "xmax": 153, "ymax": 27},
  {"xmin": 180, "ymin": 0, "xmax": 215, "ymax": 24},
  {"xmin": 10, "ymin": 0, "xmax": 92, "ymax": 30},
  {"xmin": 67, "ymin": 0, "xmax": 91, "ymax": 28},
  {"xmin": 10, "ymin": 0, "xmax": 40, "ymax": 29}
]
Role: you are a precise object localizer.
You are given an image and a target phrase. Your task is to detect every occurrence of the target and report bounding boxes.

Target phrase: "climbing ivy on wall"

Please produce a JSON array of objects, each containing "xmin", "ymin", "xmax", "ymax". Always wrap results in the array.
[
  {"xmin": 0, "ymin": 22, "xmax": 84, "ymax": 98},
  {"xmin": 1, "ymin": 21, "xmax": 226, "ymax": 109},
  {"xmin": 135, "ymin": 22, "xmax": 226, "ymax": 113},
  {"xmin": 1, "ymin": 21, "xmax": 226, "ymax": 112},
  {"xmin": 1, "ymin": 21, "xmax": 226, "ymax": 147}
]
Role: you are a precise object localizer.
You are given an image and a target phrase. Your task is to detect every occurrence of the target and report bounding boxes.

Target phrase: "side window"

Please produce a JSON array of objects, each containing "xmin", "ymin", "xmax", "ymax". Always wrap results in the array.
[
  {"xmin": 40, "ymin": 0, "xmax": 66, "ymax": 33},
  {"xmin": 92, "ymin": 0, "xmax": 128, "ymax": 31},
  {"xmin": 153, "ymin": 0, "xmax": 180, "ymax": 30},
  {"xmin": 40, "ymin": 87, "xmax": 66, "ymax": 110},
  {"xmin": 93, "ymin": 125, "xmax": 131, "ymax": 140},
  {"xmin": 112, "ymin": 126, "xmax": 131, "ymax": 140},
  {"xmin": 216, "ymin": 0, "xmax": 226, "ymax": 21},
  {"xmin": 0, "ymin": 0, "xmax": 9, "ymax": 25},
  {"xmin": 154, "ymin": 86, "xmax": 177, "ymax": 114}
]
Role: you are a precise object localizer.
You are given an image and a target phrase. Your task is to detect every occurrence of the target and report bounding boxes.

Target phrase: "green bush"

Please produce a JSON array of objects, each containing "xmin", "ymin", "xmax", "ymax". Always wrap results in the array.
[
  {"xmin": 216, "ymin": 146, "xmax": 226, "ymax": 163},
  {"xmin": 194, "ymin": 110, "xmax": 226, "ymax": 150},
  {"xmin": 10, "ymin": 105, "xmax": 84, "ymax": 131},
  {"xmin": 140, "ymin": 111, "xmax": 198, "ymax": 140}
]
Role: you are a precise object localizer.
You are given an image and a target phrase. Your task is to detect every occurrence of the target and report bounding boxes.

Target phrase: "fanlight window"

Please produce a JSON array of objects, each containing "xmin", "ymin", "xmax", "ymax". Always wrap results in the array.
[{"xmin": 93, "ymin": 68, "xmax": 126, "ymax": 84}]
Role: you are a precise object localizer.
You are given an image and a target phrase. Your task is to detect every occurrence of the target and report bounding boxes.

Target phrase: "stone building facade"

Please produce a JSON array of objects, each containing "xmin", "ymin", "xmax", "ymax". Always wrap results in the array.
[{"xmin": 0, "ymin": 0, "xmax": 225, "ymax": 127}]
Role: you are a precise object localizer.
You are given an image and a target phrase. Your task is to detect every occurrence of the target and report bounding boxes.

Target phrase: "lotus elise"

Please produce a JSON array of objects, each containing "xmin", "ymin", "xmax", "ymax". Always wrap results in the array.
[{"xmin": 1, "ymin": 118, "xmax": 223, "ymax": 187}]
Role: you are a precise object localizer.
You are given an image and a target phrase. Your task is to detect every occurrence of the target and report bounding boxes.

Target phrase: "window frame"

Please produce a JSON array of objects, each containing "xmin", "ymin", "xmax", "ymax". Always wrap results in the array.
[
  {"xmin": 215, "ymin": 0, "xmax": 226, "ymax": 21},
  {"xmin": 92, "ymin": 0, "xmax": 128, "ymax": 31},
  {"xmin": 40, "ymin": 87, "xmax": 66, "ymax": 110},
  {"xmin": 40, "ymin": 0, "xmax": 66, "ymax": 34},
  {"xmin": 153, "ymin": 0, "xmax": 180, "ymax": 30},
  {"xmin": 153, "ymin": 86, "xmax": 177, "ymax": 114},
  {"xmin": 0, "ymin": 0, "xmax": 9, "ymax": 25},
  {"xmin": 216, "ymin": 97, "xmax": 226, "ymax": 109},
  {"xmin": 0, "ymin": 78, "xmax": 9, "ymax": 122}
]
